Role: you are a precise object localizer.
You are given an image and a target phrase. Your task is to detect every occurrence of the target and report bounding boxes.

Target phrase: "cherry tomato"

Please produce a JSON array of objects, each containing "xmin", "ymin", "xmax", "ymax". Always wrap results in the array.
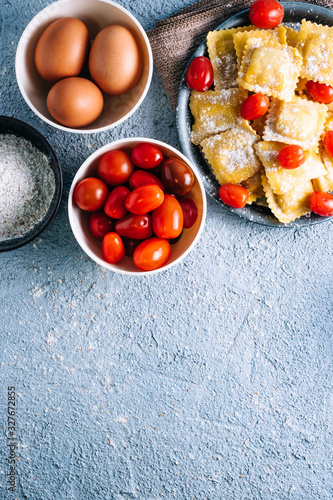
[
  {"xmin": 97, "ymin": 150, "xmax": 134, "ymax": 186},
  {"xmin": 324, "ymin": 130, "xmax": 333, "ymax": 157},
  {"xmin": 148, "ymin": 162, "xmax": 164, "ymax": 179},
  {"xmin": 306, "ymin": 80, "xmax": 333, "ymax": 104},
  {"xmin": 152, "ymin": 194, "xmax": 183, "ymax": 239},
  {"xmin": 278, "ymin": 145, "xmax": 305, "ymax": 169},
  {"xmin": 115, "ymin": 214, "xmax": 153, "ymax": 239},
  {"xmin": 185, "ymin": 56, "xmax": 214, "ymax": 92},
  {"xmin": 249, "ymin": 0, "xmax": 284, "ymax": 29},
  {"xmin": 161, "ymin": 158, "xmax": 195, "ymax": 196},
  {"xmin": 89, "ymin": 211, "xmax": 114, "ymax": 240},
  {"xmin": 219, "ymin": 184, "xmax": 249, "ymax": 208},
  {"xmin": 309, "ymin": 192, "xmax": 333, "ymax": 217},
  {"xmin": 125, "ymin": 185, "xmax": 164, "ymax": 215},
  {"xmin": 122, "ymin": 237, "xmax": 144, "ymax": 257},
  {"xmin": 241, "ymin": 93, "xmax": 269, "ymax": 121},
  {"xmin": 129, "ymin": 170, "xmax": 164, "ymax": 191},
  {"xmin": 74, "ymin": 177, "xmax": 108, "ymax": 212},
  {"xmin": 179, "ymin": 198, "xmax": 198, "ymax": 228},
  {"xmin": 104, "ymin": 186, "xmax": 130, "ymax": 219},
  {"xmin": 102, "ymin": 232, "xmax": 125, "ymax": 264},
  {"xmin": 168, "ymin": 232, "xmax": 183, "ymax": 245},
  {"xmin": 133, "ymin": 238, "xmax": 171, "ymax": 271},
  {"xmin": 131, "ymin": 143, "xmax": 163, "ymax": 169}
]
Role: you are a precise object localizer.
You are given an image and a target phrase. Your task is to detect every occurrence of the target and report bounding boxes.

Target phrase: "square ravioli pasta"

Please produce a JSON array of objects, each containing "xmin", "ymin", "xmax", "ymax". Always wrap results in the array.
[
  {"xmin": 284, "ymin": 26, "xmax": 299, "ymax": 48},
  {"xmin": 240, "ymin": 169, "xmax": 265, "ymax": 204},
  {"xmin": 315, "ymin": 147, "xmax": 333, "ymax": 192},
  {"xmin": 262, "ymin": 174, "xmax": 314, "ymax": 223},
  {"xmin": 233, "ymin": 25, "xmax": 286, "ymax": 68},
  {"xmin": 207, "ymin": 26, "xmax": 255, "ymax": 90},
  {"xmin": 188, "ymin": 19, "xmax": 333, "ymax": 224},
  {"xmin": 255, "ymin": 141, "xmax": 326, "ymax": 194},
  {"xmin": 200, "ymin": 121, "xmax": 262, "ymax": 185},
  {"xmin": 238, "ymin": 37, "xmax": 302, "ymax": 101},
  {"xmin": 297, "ymin": 20, "xmax": 333, "ymax": 86},
  {"xmin": 314, "ymin": 113, "xmax": 333, "ymax": 191},
  {"xmin": 189, "ymin": 88, "xmax": 246, "ymax": 145},
  {"xmin": 263, "ymin": 96, "xmax": 328, "ymax": 151}
]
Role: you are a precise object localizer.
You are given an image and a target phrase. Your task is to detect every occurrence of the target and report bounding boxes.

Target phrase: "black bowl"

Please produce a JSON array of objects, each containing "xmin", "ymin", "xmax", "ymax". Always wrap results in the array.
[{"xmin": 0, "ymin": 116, "xmax": 62, "ymax": 251}]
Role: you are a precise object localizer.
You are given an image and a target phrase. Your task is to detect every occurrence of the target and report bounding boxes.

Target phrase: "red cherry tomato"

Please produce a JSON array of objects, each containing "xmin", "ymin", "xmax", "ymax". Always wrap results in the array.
[
  {"xmin": 115, "ymin": 214, "xmax": 153, "ymax": 239},
  {"xmin": 122, "ymin": 237, "xmax": 144, "ymax": 257},
  {"xmin": 309, "ymin": 191, "xmax": 333, "ymax": 217},
  {"xmin": 125, "ymin": 185, "xmax": 164, "ymax": 215},
  {"xmin": 131, "ymin": 143, "xmax": 163, "ymax": 169},
  {"xmin": 161, "ymin": 158, "xmax": 195, "ymax": 196},
  {"xmin": 89, "ymin": 211, "xmax": 114, "ymax": 240},
  {"xmin": 147, "ymin": 162, "xmax": 164, "ymax": 179},
  {"xmin": 97, "ymin": 150, "xmax": 134, "ymax": 186},
  {"xmin": 324, "ymin": 130, "xmax": 333, "ymax": 157},
  {"xmin": 241, "ymin": 93, "xmax": 269, "ymax": 121},
  {"xmin": 102, "ymin": 232, "xmax": 125, "ymax": 264},
  {"xmin": 152, "ymin": 194, "xmax": 183, "ymax": 239},
  {"xmin": 133, "ymin": 238, "xmax": 171, "ymax": 271},
  {"xmin": 185, "ymin": 56, "xmax": 214, "ymax": 92},
  {"xmin": 219, "ymin": 184, "xmax": 249, "ymax": 208},
  {"xmin": 179, "ymin": 198, "xmax": 199, "ymax": 228},
  {"xmin": 168, "ymin": 232, "xmax": 183, "ymax": 245},
  {"xmin": 306, "ymin": 80, "xmax": 333, "ymax": 104},
  {"xmin": 74, "ymin": 177, "xmax": 108, "ymax": 212},
  {"xmin": 249, "ymin": 0, "xmax": 284, "ymax": 29},
  {"xmin": 104, "ymin": 186, "xmax": 130, "ymax": 219},
  {"xmin": 278, "ymin": 145, "xmax": 305, "ymax": 169},
  {"xmin": 129, "ymin": 170, "xmax": 164, "ymax": 191}
]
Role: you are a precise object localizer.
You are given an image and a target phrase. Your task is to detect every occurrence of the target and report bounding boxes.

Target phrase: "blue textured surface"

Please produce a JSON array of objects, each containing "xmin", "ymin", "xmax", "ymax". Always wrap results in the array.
[{"xmin": 0, "ymin": 1, "xmax": 332, "ymax": 499}]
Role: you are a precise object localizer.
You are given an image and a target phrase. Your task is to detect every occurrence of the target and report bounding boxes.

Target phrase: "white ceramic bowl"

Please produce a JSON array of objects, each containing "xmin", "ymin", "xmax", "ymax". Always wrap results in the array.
[
  {"xmin": 68, "ymin": 138, "xmax": 207, "ymax": 275},
  {"xmin": 15, "ymin": 0, "xmax": 153, "ymax": 134}
]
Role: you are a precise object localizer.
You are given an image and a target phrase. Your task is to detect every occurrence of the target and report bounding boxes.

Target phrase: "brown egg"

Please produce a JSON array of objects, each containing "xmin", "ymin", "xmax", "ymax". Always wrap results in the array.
[
  {"xmin": 89, "ymin": 25, "xmax": 142, "ymax": 95},
  {"xmin": 47, "ymin": 77, "xmax": 104, "ymax": 128},
  {"xmin": 35, "ymin": 17, "xmax": 90, "ymax": 82}
]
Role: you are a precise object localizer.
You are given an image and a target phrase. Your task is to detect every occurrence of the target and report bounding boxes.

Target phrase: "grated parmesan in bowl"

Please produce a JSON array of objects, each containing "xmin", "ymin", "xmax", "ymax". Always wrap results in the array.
[{"xmin": 0, "ymin": 116, "xmax": 62, "ymax": 251}]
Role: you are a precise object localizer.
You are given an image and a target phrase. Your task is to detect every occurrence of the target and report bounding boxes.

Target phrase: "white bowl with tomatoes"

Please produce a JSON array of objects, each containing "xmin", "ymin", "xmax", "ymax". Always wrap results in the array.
[{"xmin": 68, "ymin": 138, "xmax": 207, "ymax": 274}]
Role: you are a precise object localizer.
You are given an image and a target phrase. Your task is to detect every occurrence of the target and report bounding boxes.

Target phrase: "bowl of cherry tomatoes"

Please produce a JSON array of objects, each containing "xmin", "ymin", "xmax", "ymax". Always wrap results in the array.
[{"xmin": 68, "ymin": 138, "xmax": 207, "ymax": 274}]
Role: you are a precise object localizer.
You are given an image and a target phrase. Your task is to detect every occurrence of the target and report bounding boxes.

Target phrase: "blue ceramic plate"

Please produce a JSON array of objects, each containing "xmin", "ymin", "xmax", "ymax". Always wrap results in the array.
[{"xmin": 177, "ymin": 2, "xmax": 333, "ymax": 227}]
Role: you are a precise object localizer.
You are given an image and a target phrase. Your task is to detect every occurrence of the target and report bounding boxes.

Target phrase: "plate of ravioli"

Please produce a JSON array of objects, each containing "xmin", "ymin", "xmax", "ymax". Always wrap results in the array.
[{"xmin": 177, "ymin": 1, "xmax": 333, "ymax": 226}]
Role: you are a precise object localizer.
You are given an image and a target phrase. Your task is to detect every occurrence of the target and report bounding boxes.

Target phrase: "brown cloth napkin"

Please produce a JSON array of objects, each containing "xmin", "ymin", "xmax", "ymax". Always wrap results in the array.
[{"xmin": 147, "ymin": 0, "xmax": 332, "ymax": 108}]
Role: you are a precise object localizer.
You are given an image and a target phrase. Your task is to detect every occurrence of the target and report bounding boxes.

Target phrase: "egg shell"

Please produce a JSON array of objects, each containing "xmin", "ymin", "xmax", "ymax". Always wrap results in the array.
[
  {"xmin": 88, "ymin": 25, "xmax": 142, "ymax": 96},
  {"xmin": 47, "ymin": 77, "xmax": 104, "ymax": 128},
  {"xmin": 35, "ymin": 17, "xmax": 90, "ymax": 82}
]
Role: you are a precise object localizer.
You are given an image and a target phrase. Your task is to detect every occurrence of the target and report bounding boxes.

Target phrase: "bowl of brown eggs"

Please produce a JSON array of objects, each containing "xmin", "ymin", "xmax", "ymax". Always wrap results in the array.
[{"xmin": 15, "ymin": 0, "xmax": 153, "ymax": 133}]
